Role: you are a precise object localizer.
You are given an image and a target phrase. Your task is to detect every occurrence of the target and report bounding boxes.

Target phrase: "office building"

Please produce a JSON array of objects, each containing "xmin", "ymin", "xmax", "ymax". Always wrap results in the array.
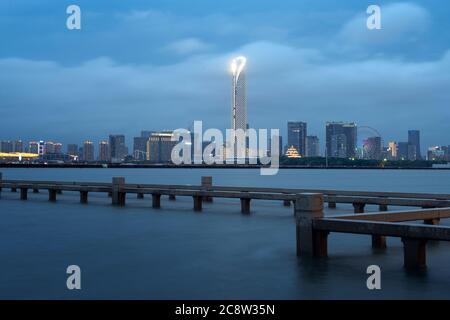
[
  {"xmin": 67, "ymin": 144, "xmax": 79, "ymax": 157},
  {"xmin": 364, "ymin": 136, "xmax": 382, "ymax": 160},
  {"xmin": 83, "ymin": 141, "xmax": 95, "ymax": 162},
  {"xmin": 133, "ymin": 136, "xmax": 148, "ymax": 160},
  {"xmin": 0, "ymin": 141, "xmax": 13, "ymax": 153},
  {"xmin": 306, "ymin": 136, "xmax": 320, "ymax": 157},
  {"xmin": 287, "ymin": 122, "xmax": 307, "ymax": 157},
  {"xmin": 146, "ymin": 131, "xmax": 177, "ymax": 163},
  {"xmin": 98, "ymin": 141, "xmax": 110, "ymax": 162},
  {"xmin": 408, "ymin": 130, "xmax": 421, "ymax": 160},
  {"xmin": 13, "ymin": 140, "xmax": 23, "ymax": 153},
  {"xmin": 326, "ymin": 122, "xmax": 357, "ymax": 158},
  {"xmin": 28, "ymin": 141, "xmax": 39, "ymax": 154},
  {"xmin": 109, "ymin": 135, "xmax": 128, "ymax": 163},
  {"xmin": 387, "ymin": 141, "xmax": 398, "ymax": 160}
]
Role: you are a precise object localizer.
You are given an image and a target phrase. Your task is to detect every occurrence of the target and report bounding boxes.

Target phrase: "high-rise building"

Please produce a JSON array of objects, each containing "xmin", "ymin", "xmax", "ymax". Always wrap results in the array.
[
  {"xmin": 38, "ymin": 141, "xmax": 45, "ymax": 156},
  {"xmin": 0, "ymin": 141, "xmax": 13, "ymax": 153},
  {"xmin": 364, "ymin": 136, "xmax": 382, "ymax": 160},
  {"xmin": 427, "ymin": 146, "xmax": 447, "ymax": 161},
  {"xmin": 109, "ymin": 135, "xmax": 128, "ymax": 163},
  {"xmin": 408, "ymin": 130, "xmax": 421, "ymax": 160},
  {"xmin": 98, "ymin": 141, "xmax": 110, "ymax": 162},
  {"xmin": 67, "ymin": 144, "xmax": 79, "ymax": 157},
  {"xmin": 13, "ymin": 140, "xmax": 23, "ymax": 153},
  {"xmin": 133, "ymin": 136, "xmax": 148, "ymax": 160},
  {"xmin": 28, "ymin": 141, "xmax": 39, "ymax": 154},
  {"xmin": 398, "ymin": 142, "xmax": 417, "ymax": 160},
  {"xmin": 83, "ymin": 141, "xmax": 95, "ymax": 162},
  {"xmin": 146, "ymin": 131, "xmax": 177, "ymax": 163},
  {"xmin": 287, "ymin": 122, "xmax": 307, "ymax": 157},
  {"xmin": 44, "ymin": 141, "xmax": 62, "ymax": 154},
  {"xmin": 306, "ymin": 136, "xmax": 320, "ymax": 157},
  {"xmin": 231, "ymin": 56, "xmax": 247, "ymax": 132},
  {"xmin": 387, "ymin": 141, "xmax": 398, "ymax": 160},
  {"xmin": 326, "ymin": 122, "xmax": 357, "ymax": 158}
]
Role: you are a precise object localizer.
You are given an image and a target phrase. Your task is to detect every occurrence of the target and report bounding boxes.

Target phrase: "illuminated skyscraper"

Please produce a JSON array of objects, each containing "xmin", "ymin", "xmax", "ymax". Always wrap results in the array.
[{"xmin": 230, "ymin": 56, "xmax": 247, "ymax": 131}]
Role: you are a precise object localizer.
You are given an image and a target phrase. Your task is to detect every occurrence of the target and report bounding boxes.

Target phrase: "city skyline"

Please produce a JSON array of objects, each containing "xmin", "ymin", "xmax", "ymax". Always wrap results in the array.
[{"xmin": 1, "ymin": 1, "xmax": 449, "ymax": 150}]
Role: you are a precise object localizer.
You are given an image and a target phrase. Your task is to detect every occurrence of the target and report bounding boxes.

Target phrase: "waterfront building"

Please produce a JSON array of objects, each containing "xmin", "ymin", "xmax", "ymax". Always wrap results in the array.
[
  {"xmin": 13, "ymin": 140, "xmax": 23, "ymax": 153},
  {"xmin": 427, "ymin": 146, "xmax": 447, "ymax": 161},
  {"xmin": 28, "ymin": 141, "xmax": 39, "ymax": 154},
  {"xmin": 364, "ymin": 136, "xmax": 382, "ymax": 160},
  {"xmin": 408, "ymin": 130, "xmax": 421, "ymax": 160},
  {"xmin": 326, "ymin": 122, "xmax": 357, "ymax": 158},
  {"xmin": 98, "ymin": 141, "xmax": 110, "ymax": 162},
  {"xmin": 83, "ymin": 141, "xmax": 95, "ymax": 162},
  {"xmin": 67, "ymin": 144, "xmax": 79, "ymax": 157},
  {"xmin": 285, "ymin": 146, "xmax": 302, "ymax": 158},
  {"xmin": 109, "ymin": 135, "xmax": 128, "ymax": 163},
  {"xmin": 387, "ymin": 141, "xmax": 398, "ymax": 160},
  {"xmin": 133, "ymin": 136, "xmax": 148, "ymax": 160},
  {"xmin": 0, "ymin": 141, "xmax": 13, "ymax": 153},
  {"xmin": 146, "ymin": 131, "xmax": 177, "ymax": 163},
  {"xmin": 287, "ymin": 122, "xmax": 307, "ymax": 157},
  {"xmin": 306, "ymin": 135, "xmax": 320, "ymax": 157}
]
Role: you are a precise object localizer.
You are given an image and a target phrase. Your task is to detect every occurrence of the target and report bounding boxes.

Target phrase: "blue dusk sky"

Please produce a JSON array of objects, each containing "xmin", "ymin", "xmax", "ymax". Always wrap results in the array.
[{"xmin": 0, "ymin": 0, "xmax": 449, "ymax": 151}]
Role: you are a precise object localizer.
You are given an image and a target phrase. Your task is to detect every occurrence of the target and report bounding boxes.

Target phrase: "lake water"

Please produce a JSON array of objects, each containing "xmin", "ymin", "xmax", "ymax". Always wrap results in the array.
[{"xmin": 1, "ymin": 168, "xmax": 450, "ymax": 299}]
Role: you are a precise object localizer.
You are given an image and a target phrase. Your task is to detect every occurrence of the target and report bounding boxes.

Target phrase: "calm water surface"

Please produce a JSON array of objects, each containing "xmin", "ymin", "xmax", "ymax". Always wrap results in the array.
[{"xmin": 1, "ymin": 168, "xmax": 449, "ymax": 299}]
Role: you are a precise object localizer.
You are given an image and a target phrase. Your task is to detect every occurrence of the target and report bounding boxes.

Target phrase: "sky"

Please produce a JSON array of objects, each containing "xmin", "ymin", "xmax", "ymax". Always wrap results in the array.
[{"xmin": 1, "ymin": 0, "xmax": 449, "ymax": 153}]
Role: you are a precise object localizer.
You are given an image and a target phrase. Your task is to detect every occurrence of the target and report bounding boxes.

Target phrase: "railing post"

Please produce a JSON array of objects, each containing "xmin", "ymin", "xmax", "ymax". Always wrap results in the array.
[
  {"xmin": 295, "ymin": 193, "xmax": 327, "ymax": 257},
  {"xmin": 112, "ymin": 177, "xmax": 125, "ymax": 206},
  {"xmin": 402, "ymin": 238, "xmax": 427, "ymax": 269},
  {"xmin": 20, "ymin": 188, "xmax": 28, "ymax": 200},
  {"xmin": 201, "ymin": 176, "xmax": 213, "ymax": 202}
]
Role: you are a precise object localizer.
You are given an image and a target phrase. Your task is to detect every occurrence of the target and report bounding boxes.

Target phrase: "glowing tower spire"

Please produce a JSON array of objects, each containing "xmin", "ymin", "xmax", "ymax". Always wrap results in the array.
[{"xmin": 230, "ymin": 56, "xmax": 247, "ymax": 131}]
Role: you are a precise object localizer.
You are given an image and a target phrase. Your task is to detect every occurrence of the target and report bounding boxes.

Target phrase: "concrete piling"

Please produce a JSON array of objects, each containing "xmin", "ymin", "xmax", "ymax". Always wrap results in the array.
[
  {"xmin": 201, "ymin": 176, "xmax": 213, "ymax": 202},
  {"xmin": 112, "ymin": 177, "xmax": 126, "ymax": 206},
  {"xmin": 402, "ymin": 238, "xmax": 427, "ymax": 269},
  {"xmin": 20, "ymin": 188, "xmax": 28, "ymax": 200},
  {"xmin": 353, "ymin": 203, "xmax": 365, "ymax": 213},
  {"xmin": 193, "ymin": 195, "xmax": 203, "ymax": 211},
  {"xmin": 240, "ymin": 198, "xmax": 251, "ymax": 214},
  {"xmin": 80, "ymin": 191, "xmax": 88, "ymax": 204},
  {"xmin": 48, "ymin": 189, "xmax": 57, "ymax": 202},
  {"xmin": 152, "ymin": 193, "xmax": 161, "ymax": 208},
  {"xmin": 295, "ymin": 193, "xmax": 328, "ymax": 257}
]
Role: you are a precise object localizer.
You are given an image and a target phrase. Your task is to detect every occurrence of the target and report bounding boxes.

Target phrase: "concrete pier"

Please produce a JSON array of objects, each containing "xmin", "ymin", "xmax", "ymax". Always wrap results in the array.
[
  {"xmin": 152, "ymin": 194, "xmax": 161, "ymax": 208},
  {"xmin": 402, "ymin": 238, "xmax": 427, "ymax": 269},
  {"xmin": 193, "ymin": 195, "xmax": 203, "ymax": 211},
  {"xmin": 20, "ymin": 188, "xmax": 28, "ymax": 200},
  {"xmin": 201, "ymin": 176, "xmax": 213, "ymax": 202},
  {"xmin": 168, "ymin": 194, "xmax": 176, "ymax": 201},
  {"xmin": 137, "ymin": 193, "xmax": 144, "ymax": 199},
  {"xmin": 295, "ymin": 193, "xmax": 328, "ymax": 257},
  {"xmin": 353, "ymin": 203, "xmax": 365, "ymax": 213},
  {"xmin": 112, "ymin": 177, "xmax": 126, "ymax": 206},
  {"xmin": 80, "ymin": 191, "xmax": 88, "ymax": 204},
  {"xmin": 48, "ymin": 189, "xmax": 57, "ymax": 202},
  {"xmin": 240, "ymin": 198, "xmax": 251, "ymax": 214}
]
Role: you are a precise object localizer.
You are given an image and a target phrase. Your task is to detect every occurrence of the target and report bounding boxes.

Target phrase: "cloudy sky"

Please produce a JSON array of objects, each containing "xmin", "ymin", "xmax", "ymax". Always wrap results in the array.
[{"xmin": 1, "ymin": 0, "xmax": 449, "ymax": 153}]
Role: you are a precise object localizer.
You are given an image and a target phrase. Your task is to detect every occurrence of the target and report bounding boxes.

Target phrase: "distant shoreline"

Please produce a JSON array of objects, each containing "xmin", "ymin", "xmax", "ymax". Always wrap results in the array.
[{"xmin": 0, "ymin": 163, "xmax": 449, "ymax": 170}]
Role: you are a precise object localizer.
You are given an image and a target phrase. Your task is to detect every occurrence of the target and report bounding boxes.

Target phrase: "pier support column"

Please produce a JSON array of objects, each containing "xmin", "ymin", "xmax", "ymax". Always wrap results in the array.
[
  {"xmin": 112, "ymin": 177, "xmax": 126, "ymax": 206},
  {"xmin": 168, "ymin": 194, "xmax": 176, "ymax": 201},
  {"xmin": 402, "ymin": 238, "xmax": 427, "ymax": 269},
  {"xmin": 328, "ymin": 201, "xmax": 337, "ymax": 209},
  {"xmin": 240, "ymin": 198, "xmax": 251, "ymax": 214},
  {"xmin": 424, "ymin": 218, "xmax": 440, "ymax": 225},
  {"xmin": 193, "ymin": 195, "xmax": 203, "ymax": 211},
  {"xmin": 33, "ymin": 187, "xmax": 39, "ymax": 193},
  {"xmin": 49, "ymin": 189, "xmax": 57, "ymax": 202},
  {"xmin": 11, "ymin": 186, "xmax": 17, "ymax": 193},
  {"xmin": 57, "ymin": 190, "xmax": 62, "ymax": 195},
  {"xmin": 295, "ymin": 193, "xmax": 327, "ymax": 257},
  {"xmin": 379, "ymin": 204, "xmax": 388, "ymax": 211},
  {"xmin": 152, "ymin": 194, "xmax": 161, "ymax": 208},
  {"xmin": 201, "ymin": 176, "xmax": 213, "ymax": 202},
  {"xmin": 372, "ymin": 235, "xmax": 387, "ymax": 249},
  {"xmin": 137, "ymin": 193, "xmax": 144, "ymax": 199},
  {"xmin": 283, "ymin": 200, "xmax": 291, "ymax": 207},
  {"xmin": 353, "ymin": 203, "xmax": 366, "ymax": 213},
  {"xmin": 80, "ymin": 191, "xmax": 88, "ymax": 204},
  {"xmin": 20, "ymin": 188, "xmax": 28, "ymax": 200}
]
